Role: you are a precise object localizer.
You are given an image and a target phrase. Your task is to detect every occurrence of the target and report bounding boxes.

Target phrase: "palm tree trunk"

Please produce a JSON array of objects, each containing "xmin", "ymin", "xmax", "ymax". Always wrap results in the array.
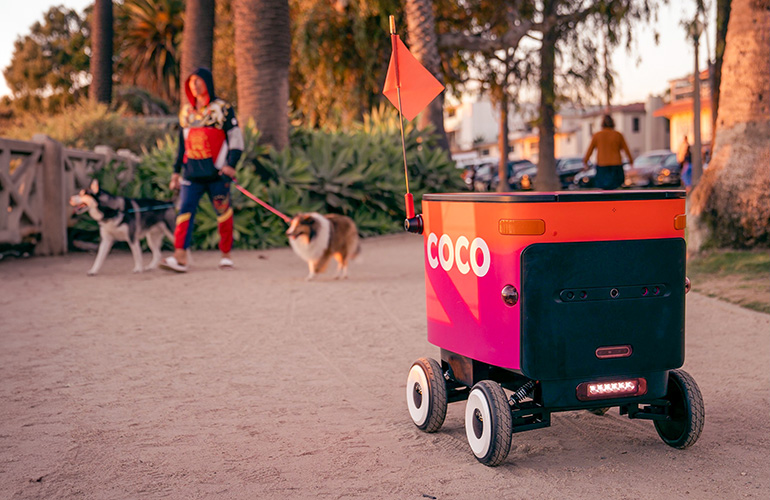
[
  {"xmin": 404, "ymin": 0, "xmax": 450, "ymax": 153},
  {"xmin": 89, "ymin": 0, "xmax": 113, "ymax": 104},
  {"xmin": 535, "ymin": 7, "xmax": 560, "ymax": 192},
  {"xmin": 689, "ymin": 0, "xmax": 769, "ymax": 250},
  {"xmin": 181, "ymin": 0, "xmax": 215, "ymax": 82},
  {"xmin": 234, "ymin": 0, "xmax": 291, "ymax": 151},
  {"xmin": 712, "ymin": 0, "xmax": 732, "ymax": 135}
]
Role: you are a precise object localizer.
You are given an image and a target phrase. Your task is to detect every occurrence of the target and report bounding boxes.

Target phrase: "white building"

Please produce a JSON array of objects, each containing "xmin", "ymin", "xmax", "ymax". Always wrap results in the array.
[{"xmin": 445, "ymin": 96, "xmax": 670, "ymax": 165}]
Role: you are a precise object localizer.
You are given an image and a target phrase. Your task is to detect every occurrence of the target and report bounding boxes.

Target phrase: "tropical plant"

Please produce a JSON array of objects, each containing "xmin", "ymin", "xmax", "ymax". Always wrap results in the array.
[{"xmin": 115, "ymin": 0, "xmax": 185, "ymax": 105}]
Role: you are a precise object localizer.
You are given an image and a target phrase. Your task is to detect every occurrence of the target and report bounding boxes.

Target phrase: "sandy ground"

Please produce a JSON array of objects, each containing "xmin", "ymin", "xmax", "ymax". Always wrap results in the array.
[{"xmin": 0, "ymin": 233, "xmax": 768, "ymax": 500}]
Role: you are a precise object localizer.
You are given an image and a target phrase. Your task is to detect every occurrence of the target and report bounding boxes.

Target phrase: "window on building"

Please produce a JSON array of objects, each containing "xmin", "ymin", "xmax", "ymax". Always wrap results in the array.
[
  {"xmin": 589, "ymin": 124, "xmax": 593, "ymax": 135},
  {"xmin": 481, "ymin": 149, "xmax": 490, "ymax": 156},
  {"xmin": 447, "ymin": 108, "xmax": 456, "ymax": 117},
  {"xmin": 665, "ymin": 119, "xmax": 671, "ymax": 133},
  {"xmin": 633, "ymin": 117, "xmax": 640, "ymax": 133}
]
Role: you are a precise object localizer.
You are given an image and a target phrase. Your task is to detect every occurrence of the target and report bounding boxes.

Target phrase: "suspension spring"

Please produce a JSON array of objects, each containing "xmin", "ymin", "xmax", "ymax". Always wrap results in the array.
[{"xmin": 509, "ymin": 380, "xmax": 536, "ymax": 407}]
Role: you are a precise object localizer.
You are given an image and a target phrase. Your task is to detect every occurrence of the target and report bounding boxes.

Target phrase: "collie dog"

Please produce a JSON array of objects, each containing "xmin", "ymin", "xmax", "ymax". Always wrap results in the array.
[{"xmin": 286, "ymin": 213, "xmax": 360, "ymax": 280}]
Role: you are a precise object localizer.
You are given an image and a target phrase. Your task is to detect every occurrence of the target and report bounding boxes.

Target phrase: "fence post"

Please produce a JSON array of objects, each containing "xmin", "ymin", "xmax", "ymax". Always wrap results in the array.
[{"xmin": 32, "ymin": 134, "xmax": 67, "ymax": 256}]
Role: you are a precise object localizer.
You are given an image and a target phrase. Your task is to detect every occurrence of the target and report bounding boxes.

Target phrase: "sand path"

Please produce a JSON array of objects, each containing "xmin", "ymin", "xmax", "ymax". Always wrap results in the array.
[{"xmin": 1, "ymin": 234, "xmax": 767, "ymax": 499}]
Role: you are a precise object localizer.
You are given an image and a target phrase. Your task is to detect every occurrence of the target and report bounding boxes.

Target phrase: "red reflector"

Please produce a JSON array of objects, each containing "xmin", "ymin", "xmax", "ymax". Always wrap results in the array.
[
  {"xmin": 576, "ymin": 378, "xmax": 647, "ymax": 401},
  {"xmin": 595, "ymin": 345, "xmax": 633, "ymax": 359}
]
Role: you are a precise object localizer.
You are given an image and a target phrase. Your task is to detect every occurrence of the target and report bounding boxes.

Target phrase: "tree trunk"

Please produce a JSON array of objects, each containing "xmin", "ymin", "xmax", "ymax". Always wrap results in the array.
[
  {"xmin": 535, "ymin": 14, "xmax": 559, "ymax": 192},
  {"xmin": 689, "ymin": 0, "xmax": 769, "ymax": 251},
  {"xmin": 404, "ymin": 0, "xmax": 450, "ymax": 153},
  {"xmin": 712, "ymin": 0, "xmax": 732, "ymax": 135},
  {"xmin": 89, "ymin": 0, "xmax": 113, "ymax": 105},
  {"xmin": 181, "ymin": 0, "xmax": 215, "ymax": 83},
  {"xmin": 497, "ymin": 90, "xmax": 510, "ymax": 192},
  {"xmin": 234, "ymin": 0, "xmax": 290, "ymax": 150}
]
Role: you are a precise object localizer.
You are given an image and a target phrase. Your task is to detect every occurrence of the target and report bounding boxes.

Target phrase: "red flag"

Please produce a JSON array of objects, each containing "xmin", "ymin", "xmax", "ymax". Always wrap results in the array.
[{"xmin": 382, "ymin": 35, "xmax": 445, "ymax": 121}]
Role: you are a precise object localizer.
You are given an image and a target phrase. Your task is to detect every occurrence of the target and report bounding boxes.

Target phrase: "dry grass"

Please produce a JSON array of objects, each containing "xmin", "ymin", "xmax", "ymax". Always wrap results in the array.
[{"xmin": 687, "ymin": 249, "xmax": 770, "ymax": 313}]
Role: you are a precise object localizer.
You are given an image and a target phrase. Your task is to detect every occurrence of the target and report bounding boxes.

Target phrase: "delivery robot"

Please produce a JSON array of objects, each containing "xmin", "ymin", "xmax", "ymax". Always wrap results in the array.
[{"xmin": 403, "ymin": 190, "xmax": 703, "ymax": 466}]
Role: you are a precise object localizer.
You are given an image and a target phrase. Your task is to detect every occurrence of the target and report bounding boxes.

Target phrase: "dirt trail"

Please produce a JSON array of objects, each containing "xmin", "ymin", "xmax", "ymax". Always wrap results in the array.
[{"xmin": 1, "ymin": 234, "xmax": 768, "ymax": 499}]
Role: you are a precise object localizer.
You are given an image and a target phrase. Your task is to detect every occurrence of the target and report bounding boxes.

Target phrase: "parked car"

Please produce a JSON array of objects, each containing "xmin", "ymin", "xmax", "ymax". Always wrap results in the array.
[
  {"xmin": 571, "ymin": 162, "xmax": 628, "ymax": 189},
  {"xmin": 572, "ymin": 166, "xmax": 596, "ymax": 188},
  {"xmin": 508, "ymin": 158, "xmax": 588, "ymax": 191},
  {"xmin": 623, "ymin": 150, "xmax": 675, "ymax": 187},
  {"xmin": 488, "ymin": 159, "xmax": 537, "ymax": 191},
  {"xmin": 475, "ymin": 160, "xmax": 538, "ymax": 191},
  {"xmin": 509, "ymin": 163, "xmax": 539, "ymax": 190},
  {"xmin": 555, "ymin": 157, "xmax": 589, "ymax": 188},
  {"xmin": 471, "ymin": 163, "xmax": 497, "ymax": 191},
  {"xmin": 651, "ymin": 153, "xmax": 682, "ymax": 186}
]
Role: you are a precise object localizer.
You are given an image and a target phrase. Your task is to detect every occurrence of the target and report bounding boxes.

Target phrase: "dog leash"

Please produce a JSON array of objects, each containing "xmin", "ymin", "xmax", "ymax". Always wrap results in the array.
[
  {"xmin": 231, "ymin": 181, "xmax": 291, "ymax": 224},
  {"xmin": 124, "ymin": 203, "xmax": 175, "ymax": 214}
]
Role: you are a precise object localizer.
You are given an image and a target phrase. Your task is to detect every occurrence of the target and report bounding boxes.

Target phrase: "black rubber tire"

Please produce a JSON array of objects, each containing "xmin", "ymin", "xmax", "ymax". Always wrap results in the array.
[
  {"xmin": 405, "ymin": 357, "xmax": 447, "ymax": 433},
  {"xmin": 654, "ymin": 369, "xmax": 705, "ymax": 449},
  {"xmin": 464, "ymin": 380, "xmax": 513, "ymax": 466}
]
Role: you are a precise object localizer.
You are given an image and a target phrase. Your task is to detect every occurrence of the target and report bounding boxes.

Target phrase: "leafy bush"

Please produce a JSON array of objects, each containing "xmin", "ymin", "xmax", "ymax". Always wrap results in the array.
[
  {"xmin": 70, "ymin": 105, "xmax": 461, "ymax": 250},
  {"xmin": 1, "ymin": 100, "xmax": 170, "ymax": 154}
]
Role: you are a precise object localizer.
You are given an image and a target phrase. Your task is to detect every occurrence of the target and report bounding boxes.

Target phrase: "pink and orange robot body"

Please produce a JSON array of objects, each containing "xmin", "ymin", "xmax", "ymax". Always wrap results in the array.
[{"xmin": 406, "ymin": 191, "xmax": 704, "ymax": 466}]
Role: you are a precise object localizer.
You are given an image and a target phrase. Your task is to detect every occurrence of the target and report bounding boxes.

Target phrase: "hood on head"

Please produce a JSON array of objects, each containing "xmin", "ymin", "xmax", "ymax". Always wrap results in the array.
[{"xmin": 184, "ymin": 67, "xmax": 216, "ymax": 107}]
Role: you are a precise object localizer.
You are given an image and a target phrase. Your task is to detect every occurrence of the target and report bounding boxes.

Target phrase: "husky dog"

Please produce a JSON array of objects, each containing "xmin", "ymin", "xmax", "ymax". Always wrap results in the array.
[
  {"xmin": 69, "ymin": 180, "xmax": 176, "ymax": 275},
  {"xmin": 285, "ymin": 213, "xmax": 360, "ymax": 281}
]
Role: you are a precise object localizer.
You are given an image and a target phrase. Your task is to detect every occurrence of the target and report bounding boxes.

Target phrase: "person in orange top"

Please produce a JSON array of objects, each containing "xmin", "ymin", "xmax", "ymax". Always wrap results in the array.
[{"xmin": 582, "ymin": 114, "xmax": 634, "ymax": 190}]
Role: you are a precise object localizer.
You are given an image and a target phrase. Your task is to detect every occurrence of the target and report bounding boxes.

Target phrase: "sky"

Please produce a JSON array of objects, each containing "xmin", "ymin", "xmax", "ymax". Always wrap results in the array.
[{"xmin": 1, "ymin": 0, "xmax": 715, "ymax": 104}]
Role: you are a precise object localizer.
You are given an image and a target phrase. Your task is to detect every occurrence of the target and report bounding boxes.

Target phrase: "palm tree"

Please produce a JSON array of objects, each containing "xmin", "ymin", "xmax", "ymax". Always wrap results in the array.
[
  {"xmin": 689, "ymin": 0, "xmax": 769, "ymax": 250},
  {"xmin": 116, "ymin": 0, "xmax": 184, "ymax": 105},
  {"xmin": 90, "ymin": 0, "xmax": 113, "ymax": 104},
  {"xmin": 404, "ymin": 0, "xmax": 449, "ymax": 152},
  {"xmin": 234, "ymin": 0, "xmax": 290, "ymax": 150},
  {"xmin": 180, "ymin": 0, "xmax": 215, "ymax": 84}
]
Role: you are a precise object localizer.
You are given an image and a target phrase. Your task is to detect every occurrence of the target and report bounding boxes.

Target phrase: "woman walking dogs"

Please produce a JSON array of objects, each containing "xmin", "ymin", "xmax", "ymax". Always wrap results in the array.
[
  {"xmin": 160, "ymin": 67, "xmax": 244, "ymax": 273},
  {"xmin": 582, "ymin": 114, "xmax": 634, "ymax": 190}
]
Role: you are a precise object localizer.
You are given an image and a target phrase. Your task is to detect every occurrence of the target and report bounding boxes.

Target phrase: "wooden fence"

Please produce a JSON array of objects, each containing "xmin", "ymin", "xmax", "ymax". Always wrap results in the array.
[{"xmin": 0, "ymin": 135, "xmax": 137, "ymax": 255}]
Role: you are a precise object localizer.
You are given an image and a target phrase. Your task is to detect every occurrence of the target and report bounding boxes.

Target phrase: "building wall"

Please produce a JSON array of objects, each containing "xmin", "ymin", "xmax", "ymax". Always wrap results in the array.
[
  {"xmin": 668, "ymin": 108, "xmax": 713, "ymax": 153},
  {"xmin": 645, "ymin": 96, "xmax": 670, "ymax": 152},
  {"xmin": 616, "ymin": 112, "xmax": 646, "ymax": 158}
]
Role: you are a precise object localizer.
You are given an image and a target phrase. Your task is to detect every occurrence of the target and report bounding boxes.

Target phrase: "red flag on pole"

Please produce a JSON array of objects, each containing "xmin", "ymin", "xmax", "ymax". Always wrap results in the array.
[{"xmin": 382, "ymin": 35, "xmax": 445, "ymax": 121}]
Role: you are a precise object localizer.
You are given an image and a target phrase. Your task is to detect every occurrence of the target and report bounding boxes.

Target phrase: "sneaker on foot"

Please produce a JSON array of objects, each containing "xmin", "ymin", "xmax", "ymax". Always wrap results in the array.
[
  {"xmin": 159, "ymin": 256, "xmax": 188, "ymax": 273},
  {"xmin": 218, "ymin": 257, "xmax": 234, "ymax": 270}
]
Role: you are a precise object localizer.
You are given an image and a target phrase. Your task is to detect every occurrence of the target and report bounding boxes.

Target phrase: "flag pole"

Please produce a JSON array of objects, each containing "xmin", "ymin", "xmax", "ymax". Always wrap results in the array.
[{"xmin": 389, "ymin": 15, "xmax": 416, "ymax": 220}]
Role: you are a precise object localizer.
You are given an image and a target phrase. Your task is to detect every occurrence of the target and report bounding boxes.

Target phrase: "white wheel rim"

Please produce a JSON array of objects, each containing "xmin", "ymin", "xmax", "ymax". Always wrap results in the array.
[
  {"xmin": 465, "ymin": 388, "xmax": 492, "ymax": 458},
  {"xmin": 406, "ymin": 364, "xmax": 430, "ymax": 426}
]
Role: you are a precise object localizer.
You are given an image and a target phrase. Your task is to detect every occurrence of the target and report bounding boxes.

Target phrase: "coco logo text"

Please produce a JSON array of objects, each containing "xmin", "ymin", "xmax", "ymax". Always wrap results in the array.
[{"xmin": 426, "ymin": 233, "xmax": 490, "ymax": 277}]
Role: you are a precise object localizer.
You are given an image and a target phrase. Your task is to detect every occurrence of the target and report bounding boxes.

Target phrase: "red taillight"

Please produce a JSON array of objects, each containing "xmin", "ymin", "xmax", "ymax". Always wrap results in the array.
[{"xmin": 576, "ymin": 378, "xmax": 647, "ymax": 401}]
